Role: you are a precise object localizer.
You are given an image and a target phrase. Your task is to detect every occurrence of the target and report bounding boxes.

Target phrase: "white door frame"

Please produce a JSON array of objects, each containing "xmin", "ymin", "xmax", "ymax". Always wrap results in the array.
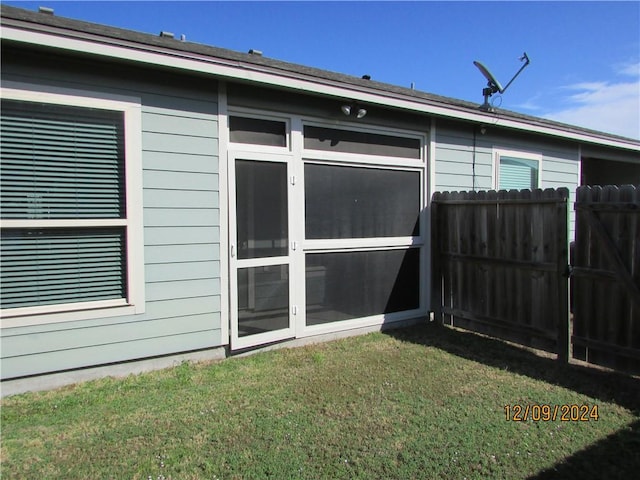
[{"xmin": 228, "ymin": 150, "xmax": 297, "ymax": 350}]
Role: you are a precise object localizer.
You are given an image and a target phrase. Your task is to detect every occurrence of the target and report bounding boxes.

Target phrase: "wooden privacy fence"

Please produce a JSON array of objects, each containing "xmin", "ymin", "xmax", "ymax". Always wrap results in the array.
[
  {"xmin": 431, "ymin": 188, "xmax": 570, "ymax": 361},
  {"xmin": 572, "ymin": 185, "xmax": 640, "ymax": 375},
  {"xmin": 432, "ymin": 185, "xmax": 640, "ymax": 375}
]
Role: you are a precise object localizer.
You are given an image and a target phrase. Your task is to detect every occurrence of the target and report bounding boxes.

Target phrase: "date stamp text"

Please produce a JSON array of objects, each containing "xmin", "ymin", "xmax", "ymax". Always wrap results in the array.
[{"xmin": 504, "ymin": 404, "xmax": 599, "ymax": 422}]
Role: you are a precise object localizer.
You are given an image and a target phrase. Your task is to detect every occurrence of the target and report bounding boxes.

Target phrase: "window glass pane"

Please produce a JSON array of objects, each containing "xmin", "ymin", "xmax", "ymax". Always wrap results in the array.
[
  {"xmin": 499, "ymin": 156, "xmax": 539, "ymax": 190},
  {"xmin": 0, "ymin": 99, "xmax": 125, "ymax": 219},
  {"xmin": 1, "ymin": 228, "xmax": 126, "ymax": 309},
  {"xmin": 305, "ymin": 248, "xmax": 420, "ymax": 325},
  {"xmin": 236, "ymin": 160, "xmax": 288, "ymax": 259},
  {"xmin": 305, "ymin": 164, "xmax": 420, "ymax": 239},
  {"xmin": 229, "ymin": 116, "xmax": 286, "ymax": 147},
  {"xmin": 304, "ymin": 126, "xmax": 421, "ymax": 159},
  {"xmin": 238, "ymin": 265, "xmax": 289, "ymax": 337}
]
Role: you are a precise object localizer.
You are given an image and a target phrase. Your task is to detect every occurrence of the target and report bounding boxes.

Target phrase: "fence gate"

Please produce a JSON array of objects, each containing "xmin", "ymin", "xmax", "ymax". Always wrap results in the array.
[
  {"xmin": 572, "ymin": 185, "xmax": 640, "ymax": 375},
  {"xmin": 432, "ymin": 188, "xmax": 570, "ymax": 360}
]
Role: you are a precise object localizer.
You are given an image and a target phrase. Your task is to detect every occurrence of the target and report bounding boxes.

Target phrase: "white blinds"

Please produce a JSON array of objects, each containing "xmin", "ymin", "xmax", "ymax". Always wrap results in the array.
[{"xmin": 499, "ymin": 156, "xmax": 539, "ymax": 190}]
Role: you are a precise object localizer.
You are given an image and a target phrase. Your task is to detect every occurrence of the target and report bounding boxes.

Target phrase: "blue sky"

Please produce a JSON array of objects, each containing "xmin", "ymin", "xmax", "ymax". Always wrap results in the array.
[{"xmin": 3, "ymin": 1, "xmax": 640, "ymax": 139}]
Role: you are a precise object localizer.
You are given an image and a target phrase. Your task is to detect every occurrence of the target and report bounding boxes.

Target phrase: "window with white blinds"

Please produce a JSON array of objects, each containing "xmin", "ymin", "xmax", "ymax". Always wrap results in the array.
[
  {"xmin": 1, "ymin": 100, "xmax": 126, "ymax": 219},
  {"xmin": 1, "ymin": 228, "xmax": 127, "ymax": 309},
  {"xmin": 494, "ymin": 150, "xmax": 541, "ymax": 191},
  {"xmin": 0, "ymin": 92, "xmax": 143, "ymax": 322}
]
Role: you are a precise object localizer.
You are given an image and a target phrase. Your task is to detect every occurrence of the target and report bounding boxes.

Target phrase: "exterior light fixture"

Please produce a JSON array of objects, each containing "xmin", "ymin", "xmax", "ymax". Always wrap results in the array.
[{"xmin": 341, "ymin": 104, "xmax": 367, "ymax": 119}]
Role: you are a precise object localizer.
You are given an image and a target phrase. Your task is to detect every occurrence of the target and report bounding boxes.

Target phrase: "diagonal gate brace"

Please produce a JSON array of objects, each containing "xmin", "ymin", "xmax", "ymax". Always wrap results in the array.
[{"xmin": 583, "ymin": 209, "xmax": 640, "ymax": 309}]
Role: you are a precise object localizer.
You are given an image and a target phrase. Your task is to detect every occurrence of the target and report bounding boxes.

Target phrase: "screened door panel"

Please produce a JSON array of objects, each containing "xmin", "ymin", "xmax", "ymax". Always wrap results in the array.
[
  {"xmin": 237, "ymin": 265, "xmax": 290, "ymax": 337},
  {"xmin": 305, "ymin": 164, "xmax": 420, "ymax": 239},
  {"xmin": 236, "ymin": 160, "xmax": 288, "ymax": 259},
  {"xmin": 305, "ymin": 248, "xmax": 420, "ymax": 325}
]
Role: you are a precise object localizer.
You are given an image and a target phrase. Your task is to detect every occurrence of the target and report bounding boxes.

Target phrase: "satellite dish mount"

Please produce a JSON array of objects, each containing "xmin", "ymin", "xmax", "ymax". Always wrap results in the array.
[{"xmin": 474, "ymin": 52, "xmax": 530, "ymax": 111}]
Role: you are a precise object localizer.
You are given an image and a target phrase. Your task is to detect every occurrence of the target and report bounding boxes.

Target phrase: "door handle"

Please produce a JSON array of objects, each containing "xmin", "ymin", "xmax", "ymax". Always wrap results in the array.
[{"xmin": 231, "ymin": 245, "xmax": 235, "ymax": 258}]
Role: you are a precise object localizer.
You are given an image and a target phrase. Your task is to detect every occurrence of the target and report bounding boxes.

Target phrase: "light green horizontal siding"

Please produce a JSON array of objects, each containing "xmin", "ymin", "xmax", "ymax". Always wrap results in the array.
[
  {"xmin": 143, "ymin": 151, "xmax": 218, "ymax": 174},
  {"xmin": 2, "ymin": 309, "xmax": 220, "ymax": 358},
  {"xmin": 143, "ymin": 170, "xmax": 219, "ymax": 191},
  {"xmin": 433, "ymin": 121, "xmax": 580, "ymax": 235},
  {"xmin": 143, "ymin": 131, "xmax": 218, "ymax": 155},
  {"xmin": 1, "ymin": 59, "xmax": 224, "ymax": 379},
  {"xmin": 434, "ymin": 126, "xmax": 493, "ymax": 191},
  {"xmin": 144, "ymin": 208, "xmax": 220, "ymax": 227},
  {"xmin": 143, "ymin": 112, "xmax": 217, "ymax": 138},
  {"xmin": 144, "ymin": 189, "xmax": 219, "ymax": 209},
  {"xmin": 144, "ymin": 226, "xmax": 220, "ymax": 246},
  {"xmin": 144, "ymin": 244, "xmax": 220, "ymax": 264},
  {"xmin": 437, "ymin": 160, "xmax": 493, "ymax": 178},
  {"xmin": 145, "ymin": 262, "xmax": 220, "ymax": 283},
  {"xmin": 146, "ymin": 279, "xmax": 221, "ymax": 302},
  {"xmin": 2, "ymin": 326, "xmax": 222, "ymax": 379}
]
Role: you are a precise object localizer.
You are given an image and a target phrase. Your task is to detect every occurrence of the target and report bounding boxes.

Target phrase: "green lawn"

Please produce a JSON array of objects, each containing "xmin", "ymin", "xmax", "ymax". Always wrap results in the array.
[{"xmin": 1, "ymin": 323, "xmax": 639, "ymax": 479}]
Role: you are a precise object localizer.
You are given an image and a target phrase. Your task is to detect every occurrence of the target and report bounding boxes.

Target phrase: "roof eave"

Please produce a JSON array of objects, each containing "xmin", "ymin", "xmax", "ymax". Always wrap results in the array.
[{"xmin": 1, "ymin": 14, "xmax": 639, "ymax": 152}]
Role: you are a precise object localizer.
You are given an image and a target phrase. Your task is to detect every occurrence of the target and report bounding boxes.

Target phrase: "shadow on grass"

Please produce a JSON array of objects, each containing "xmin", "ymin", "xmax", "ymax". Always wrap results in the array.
[
  {"xmin": 527, "ymin": 419, "xmax": 640, "ymax": 480},
  {"xmin": 387, "ymin": 322, "xmax": 640, "ymax": 478},
  {"xmin": 385, "ymin": 322, "xmax": 640, "ymax": 413}
]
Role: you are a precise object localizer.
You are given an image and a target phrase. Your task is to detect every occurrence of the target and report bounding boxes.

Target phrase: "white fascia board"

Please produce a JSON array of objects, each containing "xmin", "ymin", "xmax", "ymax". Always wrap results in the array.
[{"xmin": 2, "ymin": 25, "xmax": 639, "ymax": 153}]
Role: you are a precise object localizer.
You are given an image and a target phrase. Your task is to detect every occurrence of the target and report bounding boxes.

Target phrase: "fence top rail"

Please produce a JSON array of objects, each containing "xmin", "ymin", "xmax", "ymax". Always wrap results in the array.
[
  {"xmin": 432, "ymin": 187, "xmax": 570, "ymax": 205},
  {"xmin": 432, "ymin": 198, "xmax": 567, "ymax": 206}
]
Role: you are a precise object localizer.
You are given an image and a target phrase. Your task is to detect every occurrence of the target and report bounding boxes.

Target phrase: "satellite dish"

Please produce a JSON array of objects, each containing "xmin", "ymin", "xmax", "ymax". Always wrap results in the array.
[
  {"xmin": 473, "ymin": 60, "xmax": 504, "ymax": 93},
  {"xmin": 474, "ymin": 53, "xmax": 530, "ymax": 111}
]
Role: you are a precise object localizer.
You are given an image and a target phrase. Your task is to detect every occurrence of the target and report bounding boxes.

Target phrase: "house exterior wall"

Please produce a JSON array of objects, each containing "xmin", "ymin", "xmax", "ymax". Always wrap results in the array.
[
  {"xmin": 1, "ymin": 50, "xmax": 224, "ymax": 379},
  {"xmin": 1, "ymin": 37, "xmax": 631, "ymax": 384},
  {"xmin": 434, "ymin": 120, "xmax": 581, "ymax": 234}
]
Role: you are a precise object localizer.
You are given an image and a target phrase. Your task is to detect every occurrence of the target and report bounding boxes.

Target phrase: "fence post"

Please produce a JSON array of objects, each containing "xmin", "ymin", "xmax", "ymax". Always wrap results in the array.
[
  {"xmin": 431, "ymin": 192, "xmax": 443, "ymax": 324},
  {"xmin": 557, "ymin": 188, "xmax": 570, "ymax": 363}
]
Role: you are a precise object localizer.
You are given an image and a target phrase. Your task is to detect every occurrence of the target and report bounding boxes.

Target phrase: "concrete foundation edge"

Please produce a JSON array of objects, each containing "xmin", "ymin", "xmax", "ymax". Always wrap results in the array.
[{"xmin": 1, "ymin": 317, "xmax": 424, "ymax": 397}]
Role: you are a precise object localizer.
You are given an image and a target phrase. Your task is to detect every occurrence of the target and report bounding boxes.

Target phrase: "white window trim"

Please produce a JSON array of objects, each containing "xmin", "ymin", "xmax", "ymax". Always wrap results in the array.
[
  {"xmin": 0, "ymin": 83, "xmax": 144, "ymax": 328},
  {"xmin": 227, "ymin": 108, "xmax": 292, "ymax": 154},
  {"xmin": 493, "ymin": 148, "xmax": 543, "ymax": 190}
]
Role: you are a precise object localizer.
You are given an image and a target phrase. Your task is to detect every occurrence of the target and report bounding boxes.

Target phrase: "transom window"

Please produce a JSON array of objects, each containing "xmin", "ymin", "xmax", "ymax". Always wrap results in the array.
[
  {"xmin": 304, "ymin": 125, "xmax": 421, "ymax": 159},
  {"xmin": 229, "ymin": 115, "xmax": 287, "ymax": 147}
]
